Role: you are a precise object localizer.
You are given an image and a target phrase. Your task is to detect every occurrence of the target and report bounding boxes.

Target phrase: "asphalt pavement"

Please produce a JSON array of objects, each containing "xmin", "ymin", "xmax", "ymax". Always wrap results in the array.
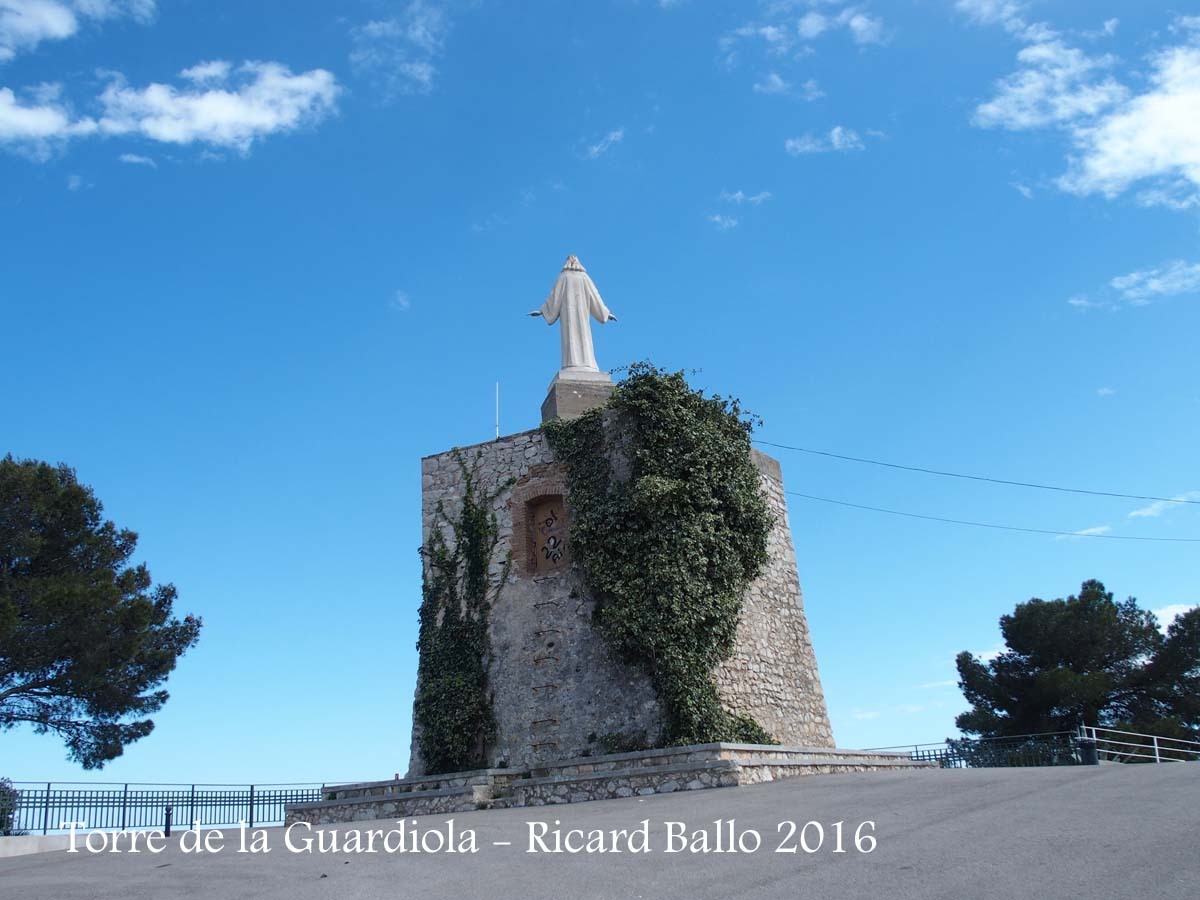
[{"xmin": 2, "ymin": 764, "xmax": 1196, "ymax": 900}]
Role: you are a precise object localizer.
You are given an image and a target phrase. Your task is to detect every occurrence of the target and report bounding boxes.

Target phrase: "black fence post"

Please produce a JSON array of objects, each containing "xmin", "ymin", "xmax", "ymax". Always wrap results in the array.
[
  {"xmin": 189, "ymin": 784, "xmax": 195, "ymax": 829},
  {"xmin": 120, "ymin": 784, "xmax": 128, "ymax": 831},
  {"xmin": 248, "ymin": 785, "xmax": 255, "ymax": 829},
  {"xmin": 42, "ymin": 782, "xmax": 50, "ymax": 835},
  {"xmin": 164, "ymin": 804, "xmax": 173, "ymax": 837}
]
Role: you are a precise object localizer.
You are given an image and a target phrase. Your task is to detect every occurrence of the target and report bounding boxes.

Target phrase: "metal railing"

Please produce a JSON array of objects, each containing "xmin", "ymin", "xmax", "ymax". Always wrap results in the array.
[
  {"xmin": 1080, "ymin": 726, "xmax": 1200, "ymax": 764},
  {"xmin": 6, "ymin": 782, "xmax": 333, "ymax": 835},
  {"xmin": 870, "ymin": 727, "xmax": 1200, "ymax": 769}
]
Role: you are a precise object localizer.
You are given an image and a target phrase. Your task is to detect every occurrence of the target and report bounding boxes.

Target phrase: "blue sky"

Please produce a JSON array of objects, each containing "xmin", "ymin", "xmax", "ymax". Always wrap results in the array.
[{"xmin": 3, "ymin": 0, "xmax": 1199, "ymax": 784}]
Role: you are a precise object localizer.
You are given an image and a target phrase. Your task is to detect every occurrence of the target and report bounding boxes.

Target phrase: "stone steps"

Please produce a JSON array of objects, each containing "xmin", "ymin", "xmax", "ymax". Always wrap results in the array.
[{"xmin": 284, "ymin": 743, "xmax": 934, "ymax": 825}]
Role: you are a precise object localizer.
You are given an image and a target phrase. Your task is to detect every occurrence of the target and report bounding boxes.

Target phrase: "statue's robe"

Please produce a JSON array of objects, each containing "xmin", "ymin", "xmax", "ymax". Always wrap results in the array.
[{"xmin": 539, "ymin": 268, "xmax": 613, "ymax": 372}]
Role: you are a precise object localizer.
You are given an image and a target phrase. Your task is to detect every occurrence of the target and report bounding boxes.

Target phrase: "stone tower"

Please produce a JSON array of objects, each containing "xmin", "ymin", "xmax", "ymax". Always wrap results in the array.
[{"xmin": 407, "ymin": 259, "xmax": 833, "ymax": 776}]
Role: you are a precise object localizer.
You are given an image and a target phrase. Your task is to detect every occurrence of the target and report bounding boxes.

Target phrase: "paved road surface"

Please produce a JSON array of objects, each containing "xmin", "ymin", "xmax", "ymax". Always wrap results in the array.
[{"xmin": 2, "ymin": 764, "xmax": 1196, "ymax": 899}]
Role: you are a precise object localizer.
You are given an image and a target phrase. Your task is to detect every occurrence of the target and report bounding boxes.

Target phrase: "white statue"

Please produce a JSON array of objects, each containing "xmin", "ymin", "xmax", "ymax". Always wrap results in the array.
[{"xmin": 529, "ymin": 255, "xmax": 617, "ymax": 374}]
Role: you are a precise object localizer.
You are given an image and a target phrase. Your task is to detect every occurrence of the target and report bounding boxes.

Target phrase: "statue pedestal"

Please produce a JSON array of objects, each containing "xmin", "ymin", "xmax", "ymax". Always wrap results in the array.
[{"xmin": 541, "ymin": 370, "xmax": 615, "ymax": 422}]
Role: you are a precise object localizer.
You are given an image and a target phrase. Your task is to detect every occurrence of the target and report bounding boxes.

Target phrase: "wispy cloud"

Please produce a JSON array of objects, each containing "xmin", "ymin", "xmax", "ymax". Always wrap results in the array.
[
  {"xmin": 785, "ymin": 125, "xmax": 865, "ymax": 154},
  {"xmin": 585, "ymin": 127, "xmax": 624, "ymax": 159},
  {"xmin": 1054, "ymin": 524, "xmax": 1112, "ymax": 540},
  {"xmin": 962, "ymin": 9, "xmax": 1200, "ymax": 208},
  {"xmin": 350, "ymin": 0, "xmax": 449, "ymax": 97},
  {"xmin": 1096, "ymin": 386, "xmax": 1115, "ymax": 397},
  {"xmin": 720, "ymin": 189, "xmax": 771, "ymax": 205},
  {"xmin": 118, "ymin": 152, "xmax": 155, "ymax": 167},
  {"xmin": 390, "ymin": 290, "xmax": 412, "ymax": 312},
  {"xmin": 919, "ymin": 679, "xmax": 959, "ymax": 689},
  {"xmin": 852, "ymin": 710, "xmax": 880, "ymax": 721},
  {"xmin": 753, "ymin": 72, "xmax": 790, "ymax": 95},
  {"xmin": 708, "ymin": 214, "xmax": 738, "ymax": 231},
  {"xmin": 720, "ymin": 5, "xmax": 887, "ymax": 72},
  {"xmin": 1068, "ymin": 258, "xmax": 1200, "ymax": 312},
  {"xmin": 1128, "ymin": 491, "xmax": 1200, "ymax": 519},
  {"xmin": 1110, "ymin": 261, "xmax": 1200, "ymax": 303},
  {"xmin": 1011, "ymin": 180, "xmax": 1034, "ymax": 198}
]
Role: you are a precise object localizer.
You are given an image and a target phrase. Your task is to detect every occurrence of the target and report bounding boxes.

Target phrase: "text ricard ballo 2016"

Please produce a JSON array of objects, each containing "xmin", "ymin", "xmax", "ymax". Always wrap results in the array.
[{"xmin": 64, "ymin": 817, "xmax": 879, "ymax": 856}]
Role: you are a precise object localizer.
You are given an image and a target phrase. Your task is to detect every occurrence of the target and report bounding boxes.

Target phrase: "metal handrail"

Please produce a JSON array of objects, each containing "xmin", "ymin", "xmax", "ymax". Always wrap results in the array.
[{"xmin": 1080, "ymin": 725, "xmax": 1200, "ymax": 763}]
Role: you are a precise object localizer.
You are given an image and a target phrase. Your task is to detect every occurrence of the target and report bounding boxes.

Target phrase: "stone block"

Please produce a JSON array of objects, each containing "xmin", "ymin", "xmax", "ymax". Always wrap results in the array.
[{"xmin": 540, "ymin": 375, "xmax": 616, "ymax": 422}]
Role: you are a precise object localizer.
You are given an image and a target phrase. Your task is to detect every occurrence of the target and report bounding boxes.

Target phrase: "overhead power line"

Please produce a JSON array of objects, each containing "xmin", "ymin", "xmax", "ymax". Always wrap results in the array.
[
  {"xmin": 756, "ymin": 439, "xmax": 1200, "ymax": 506},
  {"xmin": 785, "ymin": 491, "xmax": 1200, "ymax": 542}
]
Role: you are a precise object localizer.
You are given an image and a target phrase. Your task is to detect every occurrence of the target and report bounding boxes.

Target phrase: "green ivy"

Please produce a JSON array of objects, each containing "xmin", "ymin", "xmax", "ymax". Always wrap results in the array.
[
  {"xmin": 413, "ymin": 451, "xmax": 513, "ymax": 774},
  {"xmin": 545, "ymin": 362, "xmax": 777, "ymax": 747}
]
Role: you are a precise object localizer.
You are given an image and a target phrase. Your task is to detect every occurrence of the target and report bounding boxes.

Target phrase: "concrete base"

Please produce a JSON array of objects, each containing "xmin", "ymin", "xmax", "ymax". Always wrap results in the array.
[
  {"xmin": 286, "ymin": 744, "xmax": 932, "ymax": 825},
  {"xmin": 0, "ymin": 835, "xmax": 75, "ymax": 858},
  {"xmin": 540, "ymin": 371, "xmax": 615, "ymax": 422}
]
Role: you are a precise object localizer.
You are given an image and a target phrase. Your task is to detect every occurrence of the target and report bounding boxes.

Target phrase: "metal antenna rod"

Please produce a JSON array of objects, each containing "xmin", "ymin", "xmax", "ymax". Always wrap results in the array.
[{"xmin": 495, "ymin": 382, "xmax": 500, "ymax": 439}]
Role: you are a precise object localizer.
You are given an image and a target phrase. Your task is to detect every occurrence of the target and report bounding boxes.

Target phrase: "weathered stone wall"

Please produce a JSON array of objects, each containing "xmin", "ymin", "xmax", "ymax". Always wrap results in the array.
[
  {"xmin": 715, "ymin": 451, "xmax": 834, "ymax": 747},
  {"xmin": 411, "ymin": 428, "xmax": 662, "ymax": 776},
  {"xmin": 291, "ymin": 745, "xmax": 930, "ymax": 825},
  {"xmin": 408, "ymin": 427, "xmax": 832, "ymax": 776}
]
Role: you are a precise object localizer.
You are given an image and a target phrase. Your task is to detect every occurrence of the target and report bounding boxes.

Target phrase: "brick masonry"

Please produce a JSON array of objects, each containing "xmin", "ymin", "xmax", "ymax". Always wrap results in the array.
[{"xmin": 409, "ymin": 425, "xmax": 833, "ymax": 777}]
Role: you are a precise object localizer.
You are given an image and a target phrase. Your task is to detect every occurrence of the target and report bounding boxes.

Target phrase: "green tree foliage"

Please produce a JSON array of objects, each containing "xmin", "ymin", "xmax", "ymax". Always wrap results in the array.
[
  {"xmin": 545, "ymin": 362, "xmax": 776, "ymax": 747},
  {"xmin": 0, "ymin": 456, "xmax": 202, "ymax": 769},
  {"xmin": 413, "ymin": 451, "xmax": 512, "ymax": 774},
  {"xmin": 956, "ymin": 579, "xmax": 1200, "ymax": 740},
  {"xmin": 0, "ymin": 777, "xmax": 18, "ymax": 835}
]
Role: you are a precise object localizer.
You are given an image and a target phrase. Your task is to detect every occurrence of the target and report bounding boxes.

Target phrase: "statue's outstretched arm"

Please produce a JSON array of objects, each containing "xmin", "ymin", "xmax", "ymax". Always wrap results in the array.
[
  {"xmin": 607, "ymin": 314, "xmax": 617, "ymax": 322},
  {"xmin": 529, "ymin": 311, "xmax": 542, "ymax": 317}
]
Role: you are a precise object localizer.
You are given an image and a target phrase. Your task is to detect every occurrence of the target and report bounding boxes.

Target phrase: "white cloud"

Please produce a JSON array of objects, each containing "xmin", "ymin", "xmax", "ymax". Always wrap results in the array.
[
  {"xmin": 1110, "ymin": 260, "xmax": 1200, "ymax": 303},
  {"xmin": 794, "ymin": 8, "xmax": 885, "ymax": 46},
  {"xmin": 390, "ymin": 290, "xmax": 411, "ymax": 312},
  {"xmin": 799, "ymin": 77, "xmax": 824, "ymax": 100},
  {"xmin": 708, "ymin": 213, "xmax": 738, "ymax": 230},
  {"xmin": 0, "ymin": 0, "xmax": 154, "ymax": 62},
  {"xmin": 753, "ymin": 71, "xmax": 790, "ymax": 95},
  {"xmin": 96, "ymin": 61, "xmax": 339, "ymax": 153},
  {"xmin": 65, "ymin": 171, "xmax": 84, "ymax": 189},
  {"xmin": 1096, "ymin": 386, "xmax": 1115, "ymax": 397},
  {"xmin": 965, "ymin": 11, "xmax": 1200, "ymax": 206},
  {"xmin": 117, "ymin": 151, "xmax": 153, "ymax": 166},
  {"xmin": 1152, "ymin": 604, "xmax": 1198, "ymax": 632},
  {"xmin": 180, "ymin": 60, "xmax": 232, "ymax": 85},
  {"xmin": 852, "ymin": 710, "xmax": 880, "ymax": 720},
  {"xmin": 585, "ymin": 127, "xmax": 623, "ymax": 159},
  {"xmin": 841, "ymin": 9, "xmax": 885, "ymax": 45},
  {"xmin": 722, "ymin": 4, "xmax": 887, "ymax": 69},
  {"xmin": 4, "ymin": 61, "xmax": 338, "ymax": 158},
  {"xmin": 1059, "ymin": 45, "xmax": 1200, "ymax": 198},
  {"xmin": 0, "ymin": 1, "xmax": 76, "ymax": 62},
  {"xmin": 954, "ymin": 0, "xmax": 1051, "ymax": 42},
  {"xmin": 974, "ymin": 40, "xmax": 1126, "ymax": 130},
  {"xmin": 1128, "ymin": 490, "xmax": 1200, "ymax": 519},
  {"xmin": 785, "ymin": 124, "xmax": 864, "ymax": 154},
  {"xmin": 975, "ymin": 645, "xmax": 1004, "ymax": 663},
  {"xmin": 350, "ymin": 0, "xmax": 448, "ymax": 96},
  {"xmin": 720, "ymin": 189, "xmax": 771, "ymax": 205},
  {"xmin": 919, "ymin": 679, "xmax": 959, "ymax": 689},
  {"xmin": 797, "ymin": 12, "xmax": 827, "ymax": 40},
  {"xmin": 0, "ymin": 83, "xmax": 95, "ymax": 156},
  {"xmin": 1054, "ymin": 524, "xmax": 1112, "ymax": 540},
  {"xmin": 1011, "ymin": 180, "xmax": 1033, "ymax": 198}
]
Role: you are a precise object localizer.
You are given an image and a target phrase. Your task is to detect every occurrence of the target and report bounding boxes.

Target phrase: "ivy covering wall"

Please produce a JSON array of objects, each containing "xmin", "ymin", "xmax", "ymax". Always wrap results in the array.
[
  {"xmin": 413, "ymin": 452, "xmax": 512, "ymax": 774},
  {"xmin": 545, "ymin": 362, "xmax": 776, "ymax": 746}
]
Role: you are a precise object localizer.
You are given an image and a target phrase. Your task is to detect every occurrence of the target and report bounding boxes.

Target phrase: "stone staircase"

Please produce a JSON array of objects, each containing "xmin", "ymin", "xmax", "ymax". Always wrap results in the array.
[{"xmin": 285, "ymin": 744, "xmax": 933, "ymax": 825}]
